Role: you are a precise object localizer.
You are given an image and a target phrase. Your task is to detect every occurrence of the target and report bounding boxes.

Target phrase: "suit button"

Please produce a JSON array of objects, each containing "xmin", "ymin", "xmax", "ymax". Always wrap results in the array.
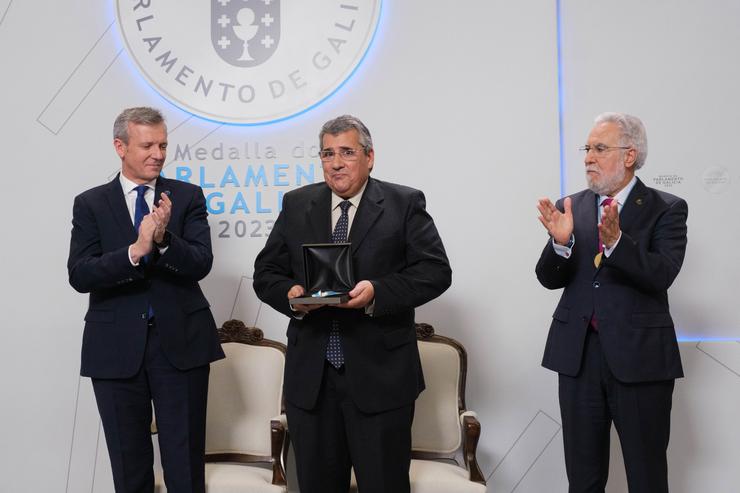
[{"xmin": 593, "ymin": 281, "xmax": 600, "ymax": 288}]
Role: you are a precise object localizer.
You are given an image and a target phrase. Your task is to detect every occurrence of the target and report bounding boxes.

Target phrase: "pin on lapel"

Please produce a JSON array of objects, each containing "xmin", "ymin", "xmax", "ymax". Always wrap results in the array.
[{"xmin": 635, "ymin": 197, "xmax": 644, "ymax": 205}]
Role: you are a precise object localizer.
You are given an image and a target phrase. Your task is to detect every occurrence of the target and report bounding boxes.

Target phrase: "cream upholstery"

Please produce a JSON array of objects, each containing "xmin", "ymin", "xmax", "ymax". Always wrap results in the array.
[
  {"xmin": 350, "ymin": 323, "xmax": 487, "ymax": 492},
  {"xmin": 156, "ymin": 464, "xmax": 285, "ymax": 493},
  {"xmin": 154, "ymin": 320, "xmax": 288, "ymax": 493},
  {"xmin": 206, "ymin": 342, "xmax": 284, "ymax": 456},
  {"xmin": 407, "ymin": 460, "xmax": 487, "ymax": 493},
  {"xmin": 412, "ymin": 339, "xmax": 463, "ymax": 454},
  {"xmin": 350, "ymin": 461, "xmax": 488, "ymax": 493}
]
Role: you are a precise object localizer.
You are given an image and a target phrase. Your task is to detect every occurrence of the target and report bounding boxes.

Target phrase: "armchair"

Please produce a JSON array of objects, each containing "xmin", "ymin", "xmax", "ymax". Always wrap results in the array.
[{"xmin": 154, "ymin": 319, "xmax": 288, "ymax": 493}]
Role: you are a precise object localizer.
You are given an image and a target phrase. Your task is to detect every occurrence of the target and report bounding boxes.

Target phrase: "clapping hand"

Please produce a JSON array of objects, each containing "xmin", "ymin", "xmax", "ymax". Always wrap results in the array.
[{"xmin": 537, "ymin": 197, "xmax": 573, "ymax": 245}]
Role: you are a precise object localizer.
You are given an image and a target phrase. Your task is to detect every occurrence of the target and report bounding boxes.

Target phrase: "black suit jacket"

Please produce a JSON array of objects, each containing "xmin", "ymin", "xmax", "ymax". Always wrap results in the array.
[
  {"xmin": 68, "ymin": 175, "xmax": 224, "ymax": 378},
  {"xmin": 536, "ymin": 178, "xmax": 687, "ymax": 382},
  {"xmin": 253, "ymin": 178, "xmax": 451, "ymax": 413}
]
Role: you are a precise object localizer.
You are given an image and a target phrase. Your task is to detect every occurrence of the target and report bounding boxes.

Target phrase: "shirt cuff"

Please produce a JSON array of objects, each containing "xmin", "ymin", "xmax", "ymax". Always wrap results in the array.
[
  {"xmin": 128, "ymin": 245, "xmax": 140, "ymax": 266},
  {"xmin": 551, "ymin": 235, "xmax": 575, "ymax": 258},
  {"xmin": 603, "ymin": 231, "xmax": 622, "ymax": 257},
  {"xmin": 289, "ymin": 303, "xmax": 306, "ymax": 319},
  {"xmin": 364, "ymin": 299, "xmax": 376, "ymax": 316}
]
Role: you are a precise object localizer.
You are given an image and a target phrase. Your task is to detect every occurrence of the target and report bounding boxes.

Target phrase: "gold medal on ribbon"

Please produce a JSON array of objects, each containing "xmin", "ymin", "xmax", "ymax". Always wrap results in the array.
[{"xmin": 594, "ymin": 252, "xmax": 603, "ymax": 268}]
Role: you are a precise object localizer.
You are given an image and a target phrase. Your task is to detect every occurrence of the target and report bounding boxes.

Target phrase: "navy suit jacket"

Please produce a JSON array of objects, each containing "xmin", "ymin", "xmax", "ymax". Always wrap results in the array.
[
  {"xmin": 68, "ymin": 175, "xmax": 224, "ymax": 378},
  {"xmin": 253, "ymin": 177, "xmax": 452, "ymax": 413},
  {"xmin": 536, "ymin": 178, "xmax": 687, "ymax": 382}
]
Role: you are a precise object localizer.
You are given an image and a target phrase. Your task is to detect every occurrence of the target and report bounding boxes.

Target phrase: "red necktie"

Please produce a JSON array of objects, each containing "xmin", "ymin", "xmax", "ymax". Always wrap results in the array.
[{"xmin": 597, "ymin": 197, "xmax": 614, "ymax": 253}]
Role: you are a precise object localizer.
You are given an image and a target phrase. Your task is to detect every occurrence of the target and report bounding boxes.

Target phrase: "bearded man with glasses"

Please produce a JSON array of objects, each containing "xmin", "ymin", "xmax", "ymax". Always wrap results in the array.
[
  {"xmin": 253, "ymin": 114, "xmax": 451, "ymax": 493},
  {"xmin": 535, "ymin": 112, "xmax": 688, "ymax": 493}
]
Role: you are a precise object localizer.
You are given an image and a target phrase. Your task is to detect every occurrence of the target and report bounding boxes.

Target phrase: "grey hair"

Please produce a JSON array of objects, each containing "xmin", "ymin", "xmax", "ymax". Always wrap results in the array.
[
  {"xmin": 594, "ymin": 112, "xmax": 648, "ymax": 169},
  {"xmin": 319, "ymin": 115, "xmax": 373, "ymax": 154},
  {"xmin": 113, "ymin": 107, "xmax": 165, "ymax": 144}
]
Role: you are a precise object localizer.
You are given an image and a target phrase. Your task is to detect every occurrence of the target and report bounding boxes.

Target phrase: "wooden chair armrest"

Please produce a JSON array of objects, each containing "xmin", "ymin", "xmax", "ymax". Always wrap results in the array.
[
  {"xmin": 270, "ymin": 416, "xmax": 289, "ymax": 486},
  {"xmin": 461, "ymin": 411, "xmax": 486, "ymax": 485},
  {"xmin": 272, "ymin": 413, "xmax": 288, "ymax": 430}
]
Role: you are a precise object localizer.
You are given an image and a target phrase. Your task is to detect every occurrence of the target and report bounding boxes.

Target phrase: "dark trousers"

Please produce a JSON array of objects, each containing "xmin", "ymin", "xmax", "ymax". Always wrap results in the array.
[
  {"xmin": 559, "ymin": 330, "xmax": 675, "ymax": 493},
  {"xmin": 92, "ymin": 322, "xmax": 210, "ymax": 493},
  {"xmin": 286, "ymin": 362, "xmax": 415, "ymax": 493}
]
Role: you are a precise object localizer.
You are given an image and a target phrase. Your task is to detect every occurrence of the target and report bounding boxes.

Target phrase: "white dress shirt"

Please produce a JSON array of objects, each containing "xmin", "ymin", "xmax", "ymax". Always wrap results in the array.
[{"xmin": 330, "ymin": 180, "xmax": 367, "ymax": 233}]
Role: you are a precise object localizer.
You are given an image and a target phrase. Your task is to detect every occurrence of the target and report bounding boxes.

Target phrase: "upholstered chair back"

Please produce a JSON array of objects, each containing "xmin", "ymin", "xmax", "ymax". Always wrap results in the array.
[
  {"xmin": 412, "ymin": 338, "xmax": 464, "ymax": 455},
  {"xmin": 206, "ymin": 340, "xmax": 285, "ymax": 456},
  {"xmin": 349, "ymin": 323, "xmax": 486, "ymax": 492},
  {"xmin": 154, "ymin": 320, "xmax": 289, "ymax": 492}
]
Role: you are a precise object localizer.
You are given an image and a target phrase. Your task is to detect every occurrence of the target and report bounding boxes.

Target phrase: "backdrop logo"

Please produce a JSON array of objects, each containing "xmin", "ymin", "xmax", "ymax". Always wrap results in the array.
[
  {"xmin": 652, "ymin": 173, "xmax": 684, "ymax": 188},
  {"xmin": 702, "ymin": 166, "xmax": 730, "ymax": 194},
  {"xmin": 212, "ymin": 0, "xmax": 280, "ymax": 67},
  {"xmin": 116, "ymin": 1, "xmax": 382, "ymax": 124}
]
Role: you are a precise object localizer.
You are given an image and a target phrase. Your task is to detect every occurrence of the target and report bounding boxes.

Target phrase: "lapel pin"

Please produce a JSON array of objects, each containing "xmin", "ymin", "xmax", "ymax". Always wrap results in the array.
[{"xmin": 635, "ymin": 197, "xmax": 643, "ymax": 205}]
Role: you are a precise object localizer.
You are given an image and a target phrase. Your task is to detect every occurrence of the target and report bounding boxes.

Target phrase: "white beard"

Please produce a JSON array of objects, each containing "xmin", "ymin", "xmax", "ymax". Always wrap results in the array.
[{"xmin": 586, "ymin": 165, "xmax": 626, "ymax": 196}]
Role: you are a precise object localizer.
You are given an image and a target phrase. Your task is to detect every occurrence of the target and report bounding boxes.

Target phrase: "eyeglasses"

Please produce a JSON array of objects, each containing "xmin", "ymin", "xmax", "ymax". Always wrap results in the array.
[
  {"xmin": 318, "ymin": 148, "xmax": 364, "ymax": 162},
  {"xmin": 579, "ymin": 144, "xmax": 631, "ymax": 155}
]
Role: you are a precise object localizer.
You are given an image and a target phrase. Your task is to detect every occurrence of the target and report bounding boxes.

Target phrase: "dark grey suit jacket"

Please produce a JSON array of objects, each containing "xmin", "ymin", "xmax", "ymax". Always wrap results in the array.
[
  {"xmin": 536, "ymin": 178, "xmax": 687, "ymax": 382},
  {"xmin": 253, "ymin": 177, "xmax": 452, "ymax": 413},
  {"xmin": 68, "ymin": 175, "xmax": 224, "ymax": 378}
]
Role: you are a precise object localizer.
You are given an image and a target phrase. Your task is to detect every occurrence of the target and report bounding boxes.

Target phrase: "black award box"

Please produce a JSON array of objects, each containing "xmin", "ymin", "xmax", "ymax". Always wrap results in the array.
[{"xmin": 288, "ymin": 243, "xmax": 355, "ymax": 305}]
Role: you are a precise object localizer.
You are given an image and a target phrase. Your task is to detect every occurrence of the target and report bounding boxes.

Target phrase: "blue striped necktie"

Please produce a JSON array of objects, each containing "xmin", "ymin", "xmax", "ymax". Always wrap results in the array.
[
  {"xmin": 133, "ymin": 185, "xmax": 149, "ymax": 234},
  {"xmin": 134, "ymin": 185, "xmax": 154, "ymax": 319}
]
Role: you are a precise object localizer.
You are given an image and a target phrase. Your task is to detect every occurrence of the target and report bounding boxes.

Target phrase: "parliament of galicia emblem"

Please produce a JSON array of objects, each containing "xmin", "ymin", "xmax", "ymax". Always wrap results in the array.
[
  {"xmin": 211, "ymin": 0, "xmax": 281, "ymax": 68},
  {"xmin": 116, "ymin": 1, "xmax": 382, "ymax": 124}
]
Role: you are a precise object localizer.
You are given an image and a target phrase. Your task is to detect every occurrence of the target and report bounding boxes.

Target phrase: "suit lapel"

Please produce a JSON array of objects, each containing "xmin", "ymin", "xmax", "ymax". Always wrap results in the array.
[
  {"xmin": 349, "ymin": 178, "xmax": 383, "ymax": 254},
  {"xmin": 592, "ymin": 178, "xmax": 648, "ymax": 275},
  {"xmin": 575, "ymin": 190, "xmax": 599, "ymax": 258},
  {"xmin": 618, "ymin": 177, "xmax": 649, "ymax": 235},
  {"xmin": 306, "ymin": 185, "xmax": 333, "ymax": 243},
  {"xmin": 105, "ymin": 174, "xmax": 137, "ymax": 242},
  {"xmin": 154, "ymin": 176, "xmax": 167, "ymax": 209}
]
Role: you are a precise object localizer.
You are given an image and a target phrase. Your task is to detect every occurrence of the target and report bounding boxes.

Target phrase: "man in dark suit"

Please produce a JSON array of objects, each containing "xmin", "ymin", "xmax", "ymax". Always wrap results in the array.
[
  {"xmin": 253, "ymin": 115, "xmax": 451, "ymax": 493},
  {"xmin": 536, "ymin": 112, "xmax": 688, "ymax": 493},
  {"xmin": 68, "ymin": 107, "xmax": 224, "ymax": 493}
]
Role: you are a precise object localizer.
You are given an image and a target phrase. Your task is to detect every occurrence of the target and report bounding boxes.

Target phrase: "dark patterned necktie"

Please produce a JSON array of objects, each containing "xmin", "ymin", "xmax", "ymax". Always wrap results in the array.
[{"xmin": 326, "ymin": 200, "xmax": 351, "ymax": 368}]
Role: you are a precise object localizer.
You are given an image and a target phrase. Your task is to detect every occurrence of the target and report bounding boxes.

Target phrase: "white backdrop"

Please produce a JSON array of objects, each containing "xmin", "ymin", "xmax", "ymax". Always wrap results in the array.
[{"xmin": 1, "ymin": 1, "xmax": 738, "ymax": 492}]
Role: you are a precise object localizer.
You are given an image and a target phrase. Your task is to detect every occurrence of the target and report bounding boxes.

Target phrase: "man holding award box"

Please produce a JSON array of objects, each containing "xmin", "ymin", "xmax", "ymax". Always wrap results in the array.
[{"xmin": 253, "ymin": 115, "xmax": 451, "ymax": 493}]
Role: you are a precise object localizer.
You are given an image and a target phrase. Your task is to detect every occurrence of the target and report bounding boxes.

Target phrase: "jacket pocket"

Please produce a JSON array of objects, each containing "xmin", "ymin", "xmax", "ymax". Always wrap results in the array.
[
  {"xmin": 383, "ymin": 327, "xmax": 416, "ymax": 349},
  {"xmin": 552, "ymin": 306, "xmax": 569, "ymax": 322},
  {"xmin": 182, "ymin": 299, "xmax": 211, "ymax": 314},
  {"xmin": 632, "ymin": 312, "xmax": 673, "ymax": 327},
  {"xmin": 84, "ymin": 310, "xmax": 114, "ymax": 323}
]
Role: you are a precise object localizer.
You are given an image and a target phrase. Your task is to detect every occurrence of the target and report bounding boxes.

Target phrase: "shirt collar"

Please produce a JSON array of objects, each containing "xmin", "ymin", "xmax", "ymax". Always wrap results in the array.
[
  {"xmin": 119, "ymin": 172, "xmax": 156, "ymax": 195},
  {"xmin": 599, "ymin": 175, "xmax": 637, "ymax": 207},
  {"xmin": 331, "ymin": 179, "xmax": 368, "ymax": 211}
]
